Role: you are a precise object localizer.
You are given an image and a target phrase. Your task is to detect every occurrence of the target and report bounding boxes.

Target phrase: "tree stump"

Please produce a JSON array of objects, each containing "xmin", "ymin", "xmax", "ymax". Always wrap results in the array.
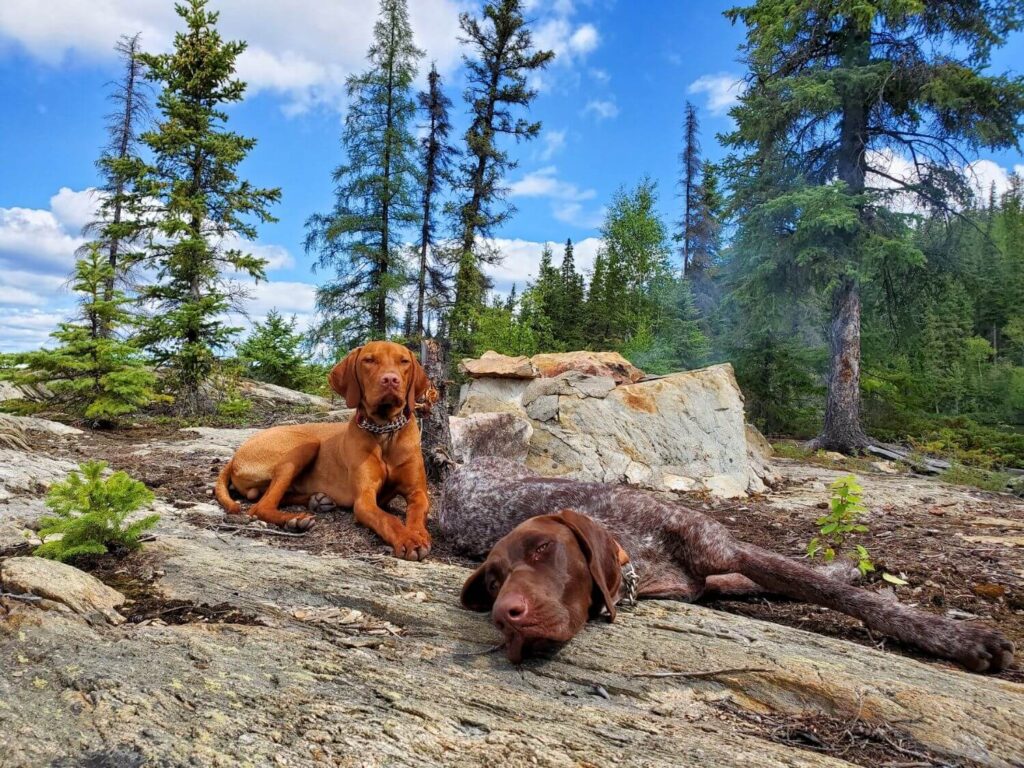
[{"xmin": 419, "ymin": 338, "xmax": 456, "ymax": 483}]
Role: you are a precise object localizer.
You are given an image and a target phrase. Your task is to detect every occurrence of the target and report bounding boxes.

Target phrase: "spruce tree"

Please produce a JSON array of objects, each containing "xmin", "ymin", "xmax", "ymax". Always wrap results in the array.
[
  {"xmin": 135, "ymin": 0, "xmax": 280, "ymax": 415},
  {"xmin": 0, "ymin": 247, "xmax": 157, "ymax": 426},
  {"xmin": 724, "ymin": 0, "xmax": 1024, "ymax": 453},
  {"xmin": 554, "ymin": 238, "xmax": 586, "ymax": 349},
  {"xmin": 676, "ymin": 104, "xmax": 721, "ymax": 279},
  {"xmin": 83, "ymin": 32, "xmax": 152, "ymax": 326},
  {"xmin": 306, "ymin": 0, "xmax": 423, "ymax": 346},
  {"xmin": 414, "ymin": 64, "xmax": 457, "ymax": 339},
  {"xmin": 449, "ymin": 0, "xmax": 554, "ymax": 355},
  {"xmin": 236, "ymin": 310, "xmax": 309, "ymax": 391}
]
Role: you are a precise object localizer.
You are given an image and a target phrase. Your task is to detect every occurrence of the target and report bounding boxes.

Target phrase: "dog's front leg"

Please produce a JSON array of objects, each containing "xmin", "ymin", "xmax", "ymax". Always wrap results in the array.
[
  {"xmin": 353, "ymin": 488, "xmax": 430, "ymax": 562},
  {"xmin": 401, "ymin": 485, "xmax": 432, "ymax": 556}
]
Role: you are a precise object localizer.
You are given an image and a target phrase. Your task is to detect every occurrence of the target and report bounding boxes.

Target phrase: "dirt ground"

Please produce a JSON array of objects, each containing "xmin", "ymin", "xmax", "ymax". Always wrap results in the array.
[{"xmin": 34, "ymin": 417, "xmax": 1024, "ymax": 689}]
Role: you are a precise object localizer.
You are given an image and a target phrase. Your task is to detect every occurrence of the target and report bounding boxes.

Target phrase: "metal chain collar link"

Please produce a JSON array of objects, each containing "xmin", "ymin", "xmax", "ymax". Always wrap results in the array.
[
  {"xmin": 621, "ymin": 560, "xmax": 639, "ymax": 608},
  {"xmin": 356, "ymin": 410, "xmax": 409, "ymax": 435}
]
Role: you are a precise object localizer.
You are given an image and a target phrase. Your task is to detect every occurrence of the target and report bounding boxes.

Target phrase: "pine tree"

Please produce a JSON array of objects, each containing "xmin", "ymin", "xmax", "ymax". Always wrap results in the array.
[
  {"xmin": 414, "ymin": 64, "xmax": 457, "ymax": 339},
  {"xmin": 236, "ymin": 310, "xmax": 310, "ymax": 390},
  {"xmin": 676, "ymin": 104, "xmax": 721, "ymax": 279},
  {"xmin": 554, "ymin": 238, "xmax": 586, "ymax": 349},
  {"xmin": 678, "ymin": 102, "xmax": 701, "ymax": 277},
  {"xmin": 402, "ymin": 301, "xmax": 415, "ymax": 340},
  {"xmin": 449, "ymin": 0, "xmax": 554, "ymax": 354},
  {"xmin": 724, "ymin": 0, "xmax": 1024, "ymax": 453},
  {"xmin": 306, "ymin": 0, "xmax": 423, "ymax": 347},
  {"xmin": 135, "ymin": 0, "xmax": 280, "ymax": 416},
  {"xmin": 82, "ymin": 32, "xmax": 152, "ymax": 328},
  {"xmin": 0, "ymin": 247, "xmax": 158, "ymax": 426},
  {"xmin": 521, "ymin": 245, "xmax": 559, "ymax": 351}
]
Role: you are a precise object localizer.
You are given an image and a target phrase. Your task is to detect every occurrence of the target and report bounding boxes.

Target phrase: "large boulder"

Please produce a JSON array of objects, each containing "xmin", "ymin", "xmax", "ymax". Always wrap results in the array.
[
  {"xmin": 526, "ymin": 364, "xmax": 774, "ymax": 496},
  {"xmin": 459, "ymin": 359, "xmax": 776, "ymax": 497}
]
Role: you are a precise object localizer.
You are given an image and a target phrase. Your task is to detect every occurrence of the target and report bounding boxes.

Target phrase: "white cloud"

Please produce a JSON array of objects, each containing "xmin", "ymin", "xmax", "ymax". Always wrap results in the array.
[
  {"xmin": 965, "ymin": 159, "xmax": 1024, "ymax": 200},
  {"xmin": 0, "ymin": 202, "xmax": 85, "ymax": 274},
  {"xmin": 0, "ymin": 309, "xmax": 75, "ymax": 352},
  {"xmin": 589, "ymin": 67, "xmax": 610, "ymax": 84},
  {"xmin": 537, "ymin": 129, "xmax": 567, "ymax": 161},
  {"xmin": 485, "ymin": 237, "xmax": 603, "ymax": 293},
  {"xmin": 0, "ymin": 187, "xmax": 301, "ymax": 351},
  {"xmin": 867, "ymin": 150, "xmax": 1024, "ymax": 212},
  {"xmin": 552, "ymin": 202, "xmax": 605, "ymax": 229},
  {"xmin": 687, "ymin": 72, "xmax": 746, "ymax": 116},
  {"xmin": 508, "ymin": 166, "xmax": 603, "ymax": 229},
  {"xmin": 0, "ymin": 0, "xmax": 466, "ymax": 114},
  {"xmin": 509, "ymin": 166, "xmax": 595, "ymax": 202},
  {"xmin": 583, "ymin": 99, "xmax": 618, "ymax": 120}
]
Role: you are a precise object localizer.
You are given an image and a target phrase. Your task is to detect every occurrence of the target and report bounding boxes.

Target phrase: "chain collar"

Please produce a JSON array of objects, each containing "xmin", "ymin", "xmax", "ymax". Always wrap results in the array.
[
  {"xmin": 356, "ymin": 409, "xmax": 409, "ymax": 435},
  {"xmin": 621, "ymin": 560, "xmax": 639, "ymax": 608}
]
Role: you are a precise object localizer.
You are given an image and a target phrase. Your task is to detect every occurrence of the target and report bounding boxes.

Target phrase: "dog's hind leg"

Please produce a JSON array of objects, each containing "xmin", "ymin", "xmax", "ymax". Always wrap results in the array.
[
  {"xmin": 248, "ymin": 442, "xmax": 320, "ymax": 532},
  {"xmin": 731, "ymin": 543, "xmax": 1014, "ymax": 673},
  {"xmin": 703, "ymin": 561, "xmax": 861, "ymax": 599}
]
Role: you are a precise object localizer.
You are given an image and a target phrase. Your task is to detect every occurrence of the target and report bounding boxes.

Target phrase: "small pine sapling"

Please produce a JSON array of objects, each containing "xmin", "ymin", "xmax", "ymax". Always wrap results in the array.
[
  {"xmin": 807, "ymin": 475, "xmax": 875, "ymax": 577},
  {"xmin": 35, "ymin": 461, "xmax": 159, "ymax": 563}
]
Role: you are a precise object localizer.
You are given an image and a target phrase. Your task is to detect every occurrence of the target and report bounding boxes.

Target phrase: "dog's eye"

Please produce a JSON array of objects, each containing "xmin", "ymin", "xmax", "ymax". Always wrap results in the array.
[
  {"xmin": 400, "ymin": 358, "xmax": 411, "ymax": 365},
  {"xmin": 531, "ymin": 542, "xmax": 551, "ymax": 560},
  {"xmin": 362, "ymin": 357, "xmax": 376, "ymax": 364},
  {"xmin": 486, "ymin": 577, "xmax": 500, "ymax": 595}
]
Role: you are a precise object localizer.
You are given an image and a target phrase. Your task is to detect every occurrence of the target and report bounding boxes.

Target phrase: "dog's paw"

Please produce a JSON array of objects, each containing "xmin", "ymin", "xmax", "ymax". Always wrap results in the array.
[
  {"xmin": 389, "ymin": 527, "xmax": 432, "ymax": 562},
  {"xmin": 308, "ymin": 492, "xmax": 337, "ymax": 514},
  {"xmin": 950, "ymin": 625, "xmax": 1015, "ymax": 673},
  {"xmin": 282, "ymin": 514, "xmax": 317, "ymax": 533}
]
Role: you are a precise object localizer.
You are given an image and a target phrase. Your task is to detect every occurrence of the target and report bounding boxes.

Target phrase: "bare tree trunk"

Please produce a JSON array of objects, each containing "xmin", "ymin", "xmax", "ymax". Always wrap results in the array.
[
  {"xmin": 419, "ymin": 338, "xmax": 455, "ymax": 483},
  {"xmin": 811, "ymin": 21, "xmax": 870, "ymax": 454},
  {"xmin": 810, "ymin": 276, "xmax": 867, "ymax": 452}
]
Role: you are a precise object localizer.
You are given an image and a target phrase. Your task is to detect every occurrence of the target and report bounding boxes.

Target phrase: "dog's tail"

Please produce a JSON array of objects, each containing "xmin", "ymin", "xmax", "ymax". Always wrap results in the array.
[{"xmin": 215, "ymin": 459, "xmax": 241, "ymax": 514}]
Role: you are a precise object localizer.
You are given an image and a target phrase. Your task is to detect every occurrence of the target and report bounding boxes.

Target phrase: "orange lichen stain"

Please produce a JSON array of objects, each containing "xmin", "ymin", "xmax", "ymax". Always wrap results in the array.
[{"xmin": 621, "ymin": 390, "xmax": 657, "ymax": 414}]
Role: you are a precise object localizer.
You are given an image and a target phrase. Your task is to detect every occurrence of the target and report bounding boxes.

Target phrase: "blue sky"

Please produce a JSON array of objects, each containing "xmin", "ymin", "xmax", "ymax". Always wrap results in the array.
[{"xmin": 2, "ymin": 0, "xmax": 1023, "ymax": 352}]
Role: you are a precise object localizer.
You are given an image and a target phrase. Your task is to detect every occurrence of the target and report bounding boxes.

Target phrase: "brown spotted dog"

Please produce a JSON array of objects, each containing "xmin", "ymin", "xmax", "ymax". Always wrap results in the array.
[
  {"xmin": 439, "ymin": 458, "xmax": 1014, "ymax": 672},
  {"xmin": 215, "ymin": 341, "xmax": 434, "ymax": 560}
]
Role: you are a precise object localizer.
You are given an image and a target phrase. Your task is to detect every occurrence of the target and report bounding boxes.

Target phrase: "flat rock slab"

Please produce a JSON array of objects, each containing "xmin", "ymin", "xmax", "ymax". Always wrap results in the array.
[
  {"xmin": 0, "ymin": 556, "xmax": 125, "ymax": 625},
  {"xmin": 2, "ymin": 518, "xmax": 1022, "ymax": 767}
]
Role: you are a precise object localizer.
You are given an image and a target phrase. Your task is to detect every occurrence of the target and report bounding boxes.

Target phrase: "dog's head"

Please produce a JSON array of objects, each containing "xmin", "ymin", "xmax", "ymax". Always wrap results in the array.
[
  {"xmin": 460, "ymin": 510, "xmax": 626, "ymax": 663},
  {"xmin": 329, "ymin": 341, "xmax": 431, "ymax": 423}
]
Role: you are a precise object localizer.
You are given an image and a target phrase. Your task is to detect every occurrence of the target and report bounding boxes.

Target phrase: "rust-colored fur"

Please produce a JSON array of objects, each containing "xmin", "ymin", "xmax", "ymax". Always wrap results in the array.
[{"xmin": 215, "ymin": 341, "xmax": 433, "ymax": 560}]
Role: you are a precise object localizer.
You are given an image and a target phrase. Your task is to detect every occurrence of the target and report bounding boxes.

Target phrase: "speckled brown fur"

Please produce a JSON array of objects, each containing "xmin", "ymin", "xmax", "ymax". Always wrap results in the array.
[{"xmin": 440, "ymin": 458, "xmax": 1014, "ymax": 673}]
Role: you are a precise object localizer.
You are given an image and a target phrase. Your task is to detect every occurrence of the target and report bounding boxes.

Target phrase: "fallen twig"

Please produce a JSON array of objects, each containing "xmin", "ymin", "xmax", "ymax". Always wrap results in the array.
[
  {"xmin": 211, "ymin": 524, "xmax": 309, "ymax": 538},
  {"xmin": 631, "ymin": 666, "xmax": 771, "ymax": 679}
]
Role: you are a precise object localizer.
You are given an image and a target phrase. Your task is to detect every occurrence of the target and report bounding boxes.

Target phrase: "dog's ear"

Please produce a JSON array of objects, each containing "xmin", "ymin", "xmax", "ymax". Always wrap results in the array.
[
  {"xmin": 329, "ymin": 346, "xmax": 362, "ymax": 409},
  {"xmin": 407, "ymin": 355, "xmax": 433, "ymax": 416},
  {"xmin": 460, "ymin": 563, "xmax": 495, "ymax": 612},
  {"xmin": 554, "ymin": 509, "xmax": 624, "ymax": 623}
]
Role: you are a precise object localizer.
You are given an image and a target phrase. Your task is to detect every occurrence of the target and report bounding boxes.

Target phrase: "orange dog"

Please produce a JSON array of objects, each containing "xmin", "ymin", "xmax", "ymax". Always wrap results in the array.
[{"xmin": 215, "ymin": 341, "xmax": 434, "ymax": 560}]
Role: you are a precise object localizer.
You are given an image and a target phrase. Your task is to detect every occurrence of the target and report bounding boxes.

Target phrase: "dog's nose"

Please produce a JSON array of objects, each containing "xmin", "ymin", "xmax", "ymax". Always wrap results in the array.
[
  {"xmin": 379, "ymin": 372, "xmax": 401, "ymax": 389},
  {"xmin": 494, "ymin": 592, "xmax": 529, "ymax": 629}
]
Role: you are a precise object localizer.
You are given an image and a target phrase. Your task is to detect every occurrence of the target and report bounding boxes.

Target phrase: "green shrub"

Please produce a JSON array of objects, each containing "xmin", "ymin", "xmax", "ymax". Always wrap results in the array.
[
  {"xmin": 35, "ymin": 461, "xmax": 158, "ymax": 562},
  {"xmin": 807, "ymin": 475, "xmax": 874, "ymax": 577}
]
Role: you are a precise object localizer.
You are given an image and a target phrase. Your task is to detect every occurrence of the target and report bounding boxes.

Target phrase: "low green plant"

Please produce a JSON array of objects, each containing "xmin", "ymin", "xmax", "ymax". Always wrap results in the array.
[
  {"xmin": 807, "ymin": 475, "xmax": 875, "ymax": 577},
  {"xmin": 939, "ymin": 463, "xmax": 1015, "ymax": 493},
  {"xmin": 35, "ymin": 461, "xmax": 158, "ymax": 562},
  {"xmin": 216, "ymin": 390, "xmax": 252, "ymax": 422}
]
